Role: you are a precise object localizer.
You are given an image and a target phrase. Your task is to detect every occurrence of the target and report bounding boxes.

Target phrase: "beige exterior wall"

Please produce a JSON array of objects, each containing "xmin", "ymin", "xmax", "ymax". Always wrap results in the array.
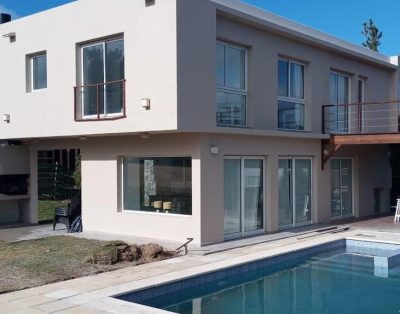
[
  {"xmin": 25, "ymin": 133, "xmax": 390, "ymax": 246},
  {"xmin": 0, "ymin": 0, "xmax": 179, "ymax": 139},
  {"xmin": 0, "ymin": 0, "xmax": 395, "ymax": 244}
]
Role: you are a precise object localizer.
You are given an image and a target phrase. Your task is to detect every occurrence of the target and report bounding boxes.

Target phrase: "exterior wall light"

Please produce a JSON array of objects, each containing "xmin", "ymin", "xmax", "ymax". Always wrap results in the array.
[
  {"xmin": 140, "ymin": 133, "xmax": 150, "ymax": 139},
  {"xmin": 141, "ymin": 98, "xmax": 151, "ymax": 110},
  {"xmin": 210, "ymin": 146, "xmax": 219, "ymax": 155},
  {"xmin": 3, "ymin": 114, "xmax": 10, "ymax": 123}
]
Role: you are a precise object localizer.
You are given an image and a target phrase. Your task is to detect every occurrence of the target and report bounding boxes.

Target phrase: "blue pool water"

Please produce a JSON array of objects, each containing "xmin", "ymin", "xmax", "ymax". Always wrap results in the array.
[{"xmin": 118, "ymin": 240, "xmax": 400, "ymax": 314}]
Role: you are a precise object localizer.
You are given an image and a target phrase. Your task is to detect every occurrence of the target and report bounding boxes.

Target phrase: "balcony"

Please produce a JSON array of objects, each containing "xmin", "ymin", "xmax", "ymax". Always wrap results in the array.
[
  {"xmin": 322, "ymin": 101, "xmax": 400, "ymax": 144},
  {"xmin": 74, "ymin": 79, "xmax": 126, "ymax": 121},
  {"xmin": 321, "ymin": 101, "xmax": 400, "ymax": 168}
]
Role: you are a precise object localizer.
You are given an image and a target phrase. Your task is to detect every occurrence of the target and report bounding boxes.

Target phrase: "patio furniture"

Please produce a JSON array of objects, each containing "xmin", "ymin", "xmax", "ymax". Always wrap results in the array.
[{"xmin": 53, "ymin": 193, "xmax": 81, "ymax": 230}]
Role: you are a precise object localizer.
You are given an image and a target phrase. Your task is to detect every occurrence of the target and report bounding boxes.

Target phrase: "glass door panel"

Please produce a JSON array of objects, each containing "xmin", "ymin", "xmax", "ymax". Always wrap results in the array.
[
  {"xmin": 244, "ymin": 159, "xmax": 264, "ymax": 233},
  {"xmin": 330, "ymin": 158, "xmax": 353, "ymax": 218},
  {"xmin": 279, "ymin": 159, "xmax": 293, "ymax": 226},
  {"xmin": 279, "ymin": 158, "xmax": 312, "ymax": 229},
  {"xmin": 224, "ymin": 158, "xmax": 264, "ymax": 238},
  {"xmin": 224, "ymin": 159, "xmax": 241, "ymax": 236},
  {"xmin": 82, "ymin": 44, "xmax": 105, "ymax": 116},
  {"xmin": 294, "ymin": 159, "xmax": 312, "ymax": 224},
  {"xmin": 330, "ymin": 159, "xmax": 341, "ymax": 217},
  {"xmin": 341, "ymin": 159, "xmax": 353, "ymax": 216},
  {"xmin": 105, "ymin": 39, "xmax": 124, "ymax": 114}
]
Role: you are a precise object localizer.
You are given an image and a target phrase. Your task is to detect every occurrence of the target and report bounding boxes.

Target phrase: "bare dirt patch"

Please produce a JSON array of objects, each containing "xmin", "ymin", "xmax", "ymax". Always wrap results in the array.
[{"xmin": 0, "ymin": 236, "xmax": 174, "ymax": 294}]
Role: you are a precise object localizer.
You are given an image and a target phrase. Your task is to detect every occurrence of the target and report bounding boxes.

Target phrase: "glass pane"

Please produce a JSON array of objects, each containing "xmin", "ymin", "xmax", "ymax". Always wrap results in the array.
[
  {"xmin": 105, "ymin": 39, "xmax": 124, "ymax": 114},
  {"xmin": 224, "ymin": 160, "xmax": 241, "ymax": 235},
  {"xmin": 279, "ymin": 159, "xmax": 293, "ymax": 226},
  {"xmin": 278, "ymin": 60, "xmax": 288, "ymax": 97},
  {"xmin": 330, "ymin": 159, "xmax": 341, "ymax": 217},
  {"xmin": 330, "ymin": 73, "xmax": 338, "ymax": 107},
  {"xmin": 290, "ymin": 63, "xmax": 304, "ymax": 99},
  {"xmin": 32, "ymin": 55, "xmax": 47, "ymax": 90},
  {"xmin": 338, "ymin": 75, "xmax": 349, "ymax": 104},
  {"xmin": 217, "ymin": 92, "xmax": 246, "ymax": 126},
  {"xmin": 226, "ymin": 46, "xmax": 245, "ymax": 90},
  {"xmin": 341, "ymin": 159, "xmax": 353, "ymax": 216},
  {"xmin": 82, "ymin": 44, "xmax": 104, "ymax": 116},
  {"xmin": 294, "ymin": 159, "xmax": 312, "ymax": 224},
  {"xmin": 123, "ymin": 157, "xmax": 192, "ymax": 215},
  {"xmin": 278, "ymin": 100, "xmax": 304, "ymax": 130},
  {"xmin": 244, "ymin": 159, "xmax": 264, "ymax": 232},
  {"xmin": 216, "ymin": 43, "xmax": 225, "ymax": 87}
]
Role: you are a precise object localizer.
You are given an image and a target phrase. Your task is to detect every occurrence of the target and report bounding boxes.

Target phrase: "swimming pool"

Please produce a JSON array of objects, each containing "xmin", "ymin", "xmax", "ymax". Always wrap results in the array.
[{"xmin": 117, "ymin": 239, "xmax": 400, "ymax": 314}]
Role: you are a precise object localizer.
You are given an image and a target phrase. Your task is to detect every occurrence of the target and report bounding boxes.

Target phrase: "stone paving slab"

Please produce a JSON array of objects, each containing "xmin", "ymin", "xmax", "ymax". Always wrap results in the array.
[{"xmin": 0, "ymin": 225, "xmax": 399, "ymax": 313}]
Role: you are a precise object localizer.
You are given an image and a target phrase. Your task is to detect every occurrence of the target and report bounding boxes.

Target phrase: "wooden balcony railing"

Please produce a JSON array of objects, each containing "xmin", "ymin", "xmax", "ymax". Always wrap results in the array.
[
  {"xmin": 322, "ymin": 100, "xmax": 400, "ymax": 135},
  {"xmin": 74, "ymin": 79, "xmax": 126, "ymax": 121}
]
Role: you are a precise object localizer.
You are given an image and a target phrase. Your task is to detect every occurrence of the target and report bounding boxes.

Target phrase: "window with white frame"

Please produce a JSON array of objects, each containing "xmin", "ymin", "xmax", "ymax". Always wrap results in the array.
[
  {"xmin": 80, "ymin": 37, "xmax": 124, "ymax": 118},
  {"xmin": 122, "ymin": 157, "xmax": 192, "ymax": 215},
  {"xmin": 329, "ymin": 71, "xmax": 350, "ymax": 133},
  {"xmin": 216, "ymin": 42, "xmax": 247, "ymax": 126},
  {"xmin": 278, "ymin": 59, "xmax": 305, "ymax": 130},
  {"xmin": 30, "ymin": 53, "xmax": 47, "ymax": 91}
]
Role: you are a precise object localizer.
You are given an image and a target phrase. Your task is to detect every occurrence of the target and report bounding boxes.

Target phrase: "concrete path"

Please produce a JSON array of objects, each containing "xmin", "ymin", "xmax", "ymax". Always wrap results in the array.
[{"xmin": 1, "ymin": 226, "xmax": 399, "ymax": 313}]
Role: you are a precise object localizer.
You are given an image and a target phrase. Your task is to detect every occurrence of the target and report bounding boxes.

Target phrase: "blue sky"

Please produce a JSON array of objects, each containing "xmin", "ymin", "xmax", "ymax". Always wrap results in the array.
[{"xmin": 1, "ymin": 0, "xmax": 400, "ymax": 56}]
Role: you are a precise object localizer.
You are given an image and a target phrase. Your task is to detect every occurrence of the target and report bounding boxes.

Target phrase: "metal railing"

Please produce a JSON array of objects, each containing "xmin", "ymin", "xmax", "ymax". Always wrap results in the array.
[
  {"xmin": 74, "ymin": 79, "xmax": 126, "ymax": 121},
  {"xmin": 322, "ymin": 100, "xmax": 400, "ymax": 135}
]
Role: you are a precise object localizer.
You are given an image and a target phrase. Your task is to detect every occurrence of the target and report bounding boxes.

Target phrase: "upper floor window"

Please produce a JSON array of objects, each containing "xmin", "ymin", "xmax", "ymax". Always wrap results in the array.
[
  {"xmin": 76, "ymin": 37, "xmax": 125, "ymax": 120},
  {"xmin": 29, "ymin": 53, "xmax": 47, "ymax": 91},
  {"xmin": 278, "ymin": 59, "xmax": 305, "ymax": 130},
  {"xmin": 329, "ymin": 71, "xmax": 350, "ymax": 133},
  {"xmin": 216, "ymin": 42, "xmax": 247, "ymax": 126}
]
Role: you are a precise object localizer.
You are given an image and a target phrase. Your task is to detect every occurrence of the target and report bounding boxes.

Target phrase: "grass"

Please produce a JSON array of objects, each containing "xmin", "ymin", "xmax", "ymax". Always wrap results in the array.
[
  {"xmin": 0, "ymin": 236, "xmax": 126, "ymax": 294},
  {"xmin": 38, "ymin": 200, "xmax": 69, "ymax": 222}
]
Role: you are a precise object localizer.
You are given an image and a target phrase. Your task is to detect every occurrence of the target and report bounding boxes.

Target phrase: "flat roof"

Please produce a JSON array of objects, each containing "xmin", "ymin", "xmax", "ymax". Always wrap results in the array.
[{"xmin": 213, "ymin": 0, "xmax": 398, "ymax": 69}]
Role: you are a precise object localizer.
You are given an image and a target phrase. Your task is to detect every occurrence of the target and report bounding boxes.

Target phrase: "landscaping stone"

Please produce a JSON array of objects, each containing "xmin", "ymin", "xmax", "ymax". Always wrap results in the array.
[{"xmin": 140, "ymin": 243, "xmax": 163, "ymax": 261}]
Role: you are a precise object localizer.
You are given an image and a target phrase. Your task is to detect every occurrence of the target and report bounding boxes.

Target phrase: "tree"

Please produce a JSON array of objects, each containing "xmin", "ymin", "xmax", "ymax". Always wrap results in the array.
[{"xmin": 362, "ymin": 19, "xmax": 382, "ymax": 52}]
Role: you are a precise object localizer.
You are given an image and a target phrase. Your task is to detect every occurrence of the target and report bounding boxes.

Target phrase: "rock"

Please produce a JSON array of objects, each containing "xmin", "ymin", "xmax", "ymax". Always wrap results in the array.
[
  {"xmin": 129, "ymin": 244, "xmax": 141, "ymax": 261},
  {"xmin": 140, "ymin": 243, "xmax": 163, "ymax": 261},
  {"xmin": 91, "ymin": 245, "xmax": 119, "ymax": 265}
]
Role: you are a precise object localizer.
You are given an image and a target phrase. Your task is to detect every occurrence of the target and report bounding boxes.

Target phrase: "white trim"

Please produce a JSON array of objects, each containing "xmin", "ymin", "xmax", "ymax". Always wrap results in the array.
[
  {"xmin": 30, "ymin": 53, "xmax": 47, "ymax": 92},
  {"xmin": 278, "ymin": 157, "xmax": 313, "ymax": 230},
  {"xmin": 216, "ymin": 41, "xmax": 248, "ymax": 127},
  {"xmin": 330, "ymin": 157, "xmax": 354, "ymax": 219},
  {"xmin": 277, "ymin": 58, "xmax": 306, "ymax": 131},
  {"xmin": 223, "ymin": 156, "xmax": 266, "ymax": 240},
  {"xmin": 80, "ymin": 37, "xmax": 124, "ymax": 119},
  {"xmin": 120, "ymin": 156, "xmax": 193, "ymax": 217},
  {"xmin": 211, "ymin": 0, "xmax": 396, "ymax": 69}
]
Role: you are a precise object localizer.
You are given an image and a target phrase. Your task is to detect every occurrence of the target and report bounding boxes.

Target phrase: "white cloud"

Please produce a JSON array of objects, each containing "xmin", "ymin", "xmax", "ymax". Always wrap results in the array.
[{"xmin": 0, "ymin": 4, "xmax": 18, "ymax": 19}]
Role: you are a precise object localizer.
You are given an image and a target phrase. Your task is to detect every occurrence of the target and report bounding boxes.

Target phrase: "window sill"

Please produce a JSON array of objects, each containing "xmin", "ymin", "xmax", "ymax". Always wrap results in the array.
[
  {"xmin": 75, "ymin": 114, "xmax": 126, "ymax": 122},
  {"xmin": 217, "ymin": 124, "xmax": 252, "ymax": 129},
  {"xmin": 121, "ymin": 209, "xmax": 192, "ymax": 218},
  {"xmin": 278, "ymin": 128, "xmax": 309, "ymax": 133}
]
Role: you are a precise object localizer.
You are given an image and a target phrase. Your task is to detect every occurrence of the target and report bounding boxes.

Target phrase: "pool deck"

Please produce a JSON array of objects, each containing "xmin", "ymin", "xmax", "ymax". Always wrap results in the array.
[{"xmin": 1, "ymin": 216, "xmax": 400, "ymax": 313}]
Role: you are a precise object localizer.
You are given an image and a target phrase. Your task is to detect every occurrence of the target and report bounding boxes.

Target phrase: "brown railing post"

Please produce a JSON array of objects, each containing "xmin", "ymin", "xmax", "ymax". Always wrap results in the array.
[
  {"xmin": 73, "ymin": 87, "xmax": 77, "ymax": 121},
  {"xmin": 122, "ymin": 79, "xmax": 126, "ymax": 117},
  {"xmin": 96, "ymin": 85, "xmax": 100, "ymax": 120},
  {"xmin": 322, "ymin": 106, "xmax": 326, "ymax": 134}
]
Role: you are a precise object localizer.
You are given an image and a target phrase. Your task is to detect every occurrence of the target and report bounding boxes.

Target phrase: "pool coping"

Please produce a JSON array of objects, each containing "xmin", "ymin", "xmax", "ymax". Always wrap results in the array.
[{"xmin": 1, "ymin": 229, "xmax": 399, "ymax": 313}]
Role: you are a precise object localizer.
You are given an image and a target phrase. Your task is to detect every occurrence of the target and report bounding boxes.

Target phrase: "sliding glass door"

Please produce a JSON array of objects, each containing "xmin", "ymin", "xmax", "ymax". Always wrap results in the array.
[
  {"xmin": 279, "ymin": 158, "xmax": 312, "ymax": 229},
  {"xmin": 224, "ymin": 158, "xmax": 264, "ymax": 239},
  {"xmin": 331, "ymin": 158, "xmax": 353, "ymax": 218}
]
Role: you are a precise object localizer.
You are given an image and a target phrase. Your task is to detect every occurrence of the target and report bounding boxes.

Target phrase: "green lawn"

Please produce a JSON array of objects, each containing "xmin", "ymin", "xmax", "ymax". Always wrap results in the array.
[
  {"xmin": 38, "ymin": 200, "xmax": 70, "ymax": 222},
  {"xmin": 0, "ymin": 236, "xmax": 124, "ymax": 293}
]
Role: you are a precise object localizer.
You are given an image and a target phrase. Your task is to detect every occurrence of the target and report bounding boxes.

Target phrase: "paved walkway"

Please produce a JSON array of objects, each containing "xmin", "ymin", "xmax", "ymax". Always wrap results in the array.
[
  {"xmin": 1, "ymin": 224, "xmax": 399, "ymax": 313},
  {"xmin": 0, "ymin": 216, "xmax": 399, "ymax": 313}
]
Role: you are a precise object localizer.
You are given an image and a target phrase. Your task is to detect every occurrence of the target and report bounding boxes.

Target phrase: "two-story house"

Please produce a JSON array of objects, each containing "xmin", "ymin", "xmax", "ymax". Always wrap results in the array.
[{"xmin": 0, "ymin": 0, "xmax": 398, "ymax": 246}]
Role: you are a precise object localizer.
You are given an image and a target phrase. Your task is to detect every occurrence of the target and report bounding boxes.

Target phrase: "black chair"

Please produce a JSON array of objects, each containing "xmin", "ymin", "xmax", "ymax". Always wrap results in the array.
[{"xmin": 53, "ymin": 193, "xmax": 81, "ymax": 230}]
